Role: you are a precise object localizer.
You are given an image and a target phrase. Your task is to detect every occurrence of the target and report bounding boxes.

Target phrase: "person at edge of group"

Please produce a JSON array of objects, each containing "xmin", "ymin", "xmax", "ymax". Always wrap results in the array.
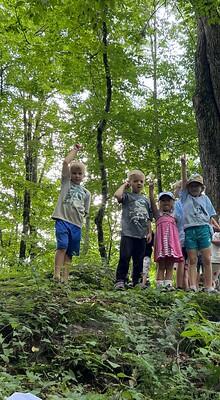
[
  {"xmin": 197, "ymin": 224, "xmax": 220, "ymax": 289},
  {"xmin": 173, "ymin": 180, "xmax": 189, "ymax": 290},
  {"xmin": 142, "ymin": 232, "xmax": 154, "ymax": 288},
  {"xmin": 149, "ymin": 181, "xmax": 183, "ymax": 291},
  {"xmin": 180, "ymin": 155, "xmax": 217, "ymax": 293},
  {"xmin": 114, "ymin": 170, "xmax": 152, "ymax": 290},
  {"xmin": 211, "ymin": 228, "xmax": 220, "ymax": 290},
  {"xmin": 52, "ymin": 144, "xmax": 91, "ymax": 283}
]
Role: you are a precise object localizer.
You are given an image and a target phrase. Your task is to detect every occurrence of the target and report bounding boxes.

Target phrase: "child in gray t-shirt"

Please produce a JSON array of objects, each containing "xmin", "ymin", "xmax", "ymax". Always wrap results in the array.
[
  {"xmin": 114, "ymin": 170, "xmax": 152, "ymax": 290},
  {"xmin": 52, "ymin": 144, "xmax": 91, "ymax": 283}
]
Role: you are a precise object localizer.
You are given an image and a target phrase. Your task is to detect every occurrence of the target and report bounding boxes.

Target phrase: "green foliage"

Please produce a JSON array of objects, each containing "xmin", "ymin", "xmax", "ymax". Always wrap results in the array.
[
  {"xmin": 0, "ymin": 267, "xmax": 219, "ymax": 399},
  {"xmin": 0, "ymin": 0, "xmax": 200, "ymax": 265},
  {"xmin": 0, "ymin": 3, "xmax": 219, "ymax": 397}
]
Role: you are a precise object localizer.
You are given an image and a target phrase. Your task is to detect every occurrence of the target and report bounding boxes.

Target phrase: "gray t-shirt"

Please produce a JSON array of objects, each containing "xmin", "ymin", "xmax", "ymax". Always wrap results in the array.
[
  {"xmin": 52, "ymin": 176, "xmax": 91, "ymax": 228},
  {"xmin": 120, "ymin": 192, "xmax": 152, "ymax": 238}
]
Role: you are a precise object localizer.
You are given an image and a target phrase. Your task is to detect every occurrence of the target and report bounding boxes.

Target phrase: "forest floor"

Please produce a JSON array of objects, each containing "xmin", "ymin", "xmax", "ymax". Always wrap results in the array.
[{"xmin": 0, "ymin": 264, "xmax": 219, "ymax": 400}]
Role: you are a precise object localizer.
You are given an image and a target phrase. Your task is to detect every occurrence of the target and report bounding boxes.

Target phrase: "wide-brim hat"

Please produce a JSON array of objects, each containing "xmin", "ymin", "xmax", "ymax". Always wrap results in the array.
[
  {"xmin": 186, "ymin": 174, "xmax": 204, "ymax": 187},
  {"xmin": 158, "ymin": 191, "xmax": 175, "ymax": 201}
]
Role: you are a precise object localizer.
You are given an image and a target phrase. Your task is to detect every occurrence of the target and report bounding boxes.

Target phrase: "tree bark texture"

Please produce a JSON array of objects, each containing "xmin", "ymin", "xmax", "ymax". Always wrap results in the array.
[
  {"xmin": 19, "ymin": 108, "xmax": 32, "ymax": 259},
  {"xmin": 95, "ymin": 19, "xmax": 112, "ymax": 262},
  {"xmin": 151, "ymin": 5, "xmax": 162, "ymax": 193},
  {"xmin": 193, "ymin": 18, "xmax": 220, "ymax": 212},
  {"xmin": 19, "ymin": 104, "xmax": 40, "ymax": 259}
]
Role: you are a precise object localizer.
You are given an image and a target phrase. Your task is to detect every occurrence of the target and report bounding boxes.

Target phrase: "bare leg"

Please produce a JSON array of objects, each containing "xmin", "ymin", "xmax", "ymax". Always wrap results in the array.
[
  {"xmin": 176, "ymin": 261, "xmax": 184, "ymax": 288},
  {"xmin": 63, "ymin": 254, "xmax": 72, "ymax": 283},
  {"xmin": 156, "ymin": 261, "xmax": 166, "ymax": 286},
  {"xmin": 183, "ymin": 267, "xmax": 189, "ymax": 290},
  {"xmin": 196, "ymin": 271, "xmax": 201, "ymax": 289},
  {"xmin": 212, "ymin": 263, "xmax": 220, "ymax": 288},
  {"xmin": 200, "ymin": 247, "xmax": 212, "ymax": 289},
  {"xmin": 165, "ymin": 261, "xmax": 173, "ymax": 279},
  {"xmin": 187, "ymin": 249, "xmax": 198, "ymax": 289},
  {"xmin": 54, "ymin": 249, "xmax": 66, "ymax": 281},
  {"xmin": 164, "ymin": 261, "xmax": 174, "ymax": 289}
]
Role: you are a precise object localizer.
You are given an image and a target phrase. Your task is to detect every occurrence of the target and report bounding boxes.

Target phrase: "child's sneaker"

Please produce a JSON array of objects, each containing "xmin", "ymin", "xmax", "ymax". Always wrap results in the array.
[
  {"xmin": 141, "ymin": 279, "xmax": 151, "ymax": 289},
  {"xmin": 186, "ymin": 287, "xmax": 197, "ymax": 293},
  {"xmin": 202, "ymin": 287, "xmax": 218, "ymax": 294},
  {"xmin": 114, "ymin": 281, "xmax": 125, "ymax": 290},
  {"xmin": 165, "ymin": 284, "xmax": 175, "ymax": 291}
]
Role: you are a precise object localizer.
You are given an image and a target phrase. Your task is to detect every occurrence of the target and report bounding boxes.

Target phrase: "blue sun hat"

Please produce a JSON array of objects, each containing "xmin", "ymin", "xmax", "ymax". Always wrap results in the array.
[
  {"xmin": 6, "ymin": 393, "xmax": 42, "ymax": 400},
  {"xmin": 158, "ymin": 191, "xmax": 175, "ymax": 201}
]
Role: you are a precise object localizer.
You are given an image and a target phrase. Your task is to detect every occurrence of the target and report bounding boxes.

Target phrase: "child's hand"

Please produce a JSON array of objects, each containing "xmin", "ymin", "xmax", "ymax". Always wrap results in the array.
[
  {"xmin": 180, "ymin": 154, "xmax": 186, "ymax": 164},
  {"xmin": 212, "ymin": 240, "xmax": 220, "ymax": 246},
  {"xmin": 124, "ymin": 181, "xmax": 130, "ymax": 189},
  {"xmin": 146, "ymin": 232, "xmax": 152, "ymax": 243},
  {"xmin": 73, "ymin": 144, "xmax": 82, "ymax": 151},
  {"xmin": 148, "ymin": 180, "xmax": 154, "ymax": 189}
]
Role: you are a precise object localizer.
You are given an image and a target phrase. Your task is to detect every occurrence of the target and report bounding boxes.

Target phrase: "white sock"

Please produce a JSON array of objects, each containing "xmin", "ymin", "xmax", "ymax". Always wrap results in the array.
[
  {"xmin": 143, "ymin": 256, "xmax": 151, "ymax": 275},
  {"xmin": 156, "ymin": 280, "xmax": 164, "ymax": 287}
]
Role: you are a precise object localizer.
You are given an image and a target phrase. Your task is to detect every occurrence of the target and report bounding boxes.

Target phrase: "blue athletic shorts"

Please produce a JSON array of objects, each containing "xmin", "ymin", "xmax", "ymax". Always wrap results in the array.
[
  {"xmin": 55, "ymin": 219, "xmax": 81, "ymax": 257},
  {"xmin": 185, "ymin": 225, "xmax": 212, "ymax": 251}
]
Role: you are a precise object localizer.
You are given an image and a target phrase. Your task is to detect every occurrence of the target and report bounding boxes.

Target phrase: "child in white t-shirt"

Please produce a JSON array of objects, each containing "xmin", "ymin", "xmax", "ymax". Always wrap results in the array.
[{"xmin": 211, "ymin": 231, "xmax": 220, "ymax": 289}]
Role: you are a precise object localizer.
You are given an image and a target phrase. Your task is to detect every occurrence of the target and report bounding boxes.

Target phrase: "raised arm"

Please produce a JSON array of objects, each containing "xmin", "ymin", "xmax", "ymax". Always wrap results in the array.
[
  {"xmin": 149, "ymin": 181, "xmax": 159, "ymax": 219},
  {"xmin": 62, "ymin": 144, "xmax": 82, "ymax": 177},
  {"xmin": 181, "ymin": 155, "xmax": 187, "ymax": 190},
  {"xmin": 211, "ymin": 217, "xmax": 220, "ymax": 232},
  {"xmin": 114, "ymin": 181, "xmax": 130, "ymax": 202}
]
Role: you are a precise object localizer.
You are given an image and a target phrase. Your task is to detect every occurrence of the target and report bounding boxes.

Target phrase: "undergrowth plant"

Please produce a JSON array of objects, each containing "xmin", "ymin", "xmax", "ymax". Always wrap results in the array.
[{"xmin": 0, "ymin": 265, "xmax": 219, "ymax": 399}]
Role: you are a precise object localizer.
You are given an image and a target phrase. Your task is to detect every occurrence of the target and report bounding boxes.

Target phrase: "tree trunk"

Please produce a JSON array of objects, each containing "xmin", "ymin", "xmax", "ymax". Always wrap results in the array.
[
  {"xmin": 193, "ymin": 18, "xmax": 220, "ymax": 212},
  {"xmin": 95, "ymin": 18, "xmax": 112, "ymax": 262},
  {"xmin": 19, "ymin": 107, "xmax": 32, "ymax": 259},
  {"xmin": 19, "ymin": 101, "xmax": 42, "ymax": 260},
  {"xmin": 151, "ymin": 4, "xmax": 162, "ymax": 193},
  {"xmin": 29, "ymin": 109, "xmax": 41, "ymax": 259},
  {"xmin": 19, "ymin": 188, "xmax": 31, "ymax": 259},
  {"xmin": 81, "ymin": 215, "xmax": 90, "ymax": 255}
]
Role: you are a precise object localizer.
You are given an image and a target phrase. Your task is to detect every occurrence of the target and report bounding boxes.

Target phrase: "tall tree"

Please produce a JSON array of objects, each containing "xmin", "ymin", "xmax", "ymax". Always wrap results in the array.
[
  {"xmin": 151, "ymin": 2, "xmax": 163, "ymax": 192},
  {"xmin": 192, "ymin": 9, "xmax": 220, "ymax": 211},
  {"xmin": 95, "ymin": 17, "xmax": 112, "ymax": 262}
]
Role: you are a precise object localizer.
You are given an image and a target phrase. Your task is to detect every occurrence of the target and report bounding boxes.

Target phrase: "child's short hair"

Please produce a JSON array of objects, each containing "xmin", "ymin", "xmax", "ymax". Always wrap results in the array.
[
  {"xmin": 127, "ymin": 170, "xmax": 145, "ymax": 181},
  {"xmin": 70, "ymin": 161, "xmax": 85, "ymax": 175}
]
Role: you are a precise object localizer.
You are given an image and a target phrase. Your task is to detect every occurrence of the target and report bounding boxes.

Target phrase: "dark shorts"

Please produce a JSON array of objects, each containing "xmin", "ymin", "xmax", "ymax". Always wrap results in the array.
[{"xmin": 55, "ymin": 219, "xmax": 81, "ymax": 258}]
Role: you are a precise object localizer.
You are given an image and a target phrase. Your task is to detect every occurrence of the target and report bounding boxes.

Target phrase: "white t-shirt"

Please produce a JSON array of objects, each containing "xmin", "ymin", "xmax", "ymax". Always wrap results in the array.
[{"xmin": 211, "ymin": 232, "xmax": 220, "ymax": 263}]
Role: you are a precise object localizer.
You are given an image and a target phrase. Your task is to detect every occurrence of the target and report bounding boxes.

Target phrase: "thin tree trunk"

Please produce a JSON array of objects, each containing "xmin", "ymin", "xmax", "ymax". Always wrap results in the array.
[
  {"xmin": 19, "ymin": 107, "xmax": 32, "ymax": 259},
  {"xmin": 19, "ymin": 101, "xmax": 42, "ymax": 260},
  {"xmin": 151, "ymin": 5, "xmax": 162, "ymax": 193},
  {"xmin": 19, "ymin": 189, "xmax": 31, "ymax": 259},
  {"xmin": 0, "ymin": 67, "xmax": 3, "ymax": 95},
  {"xmin": 81, "ymin": 215, "xmax": 90, "ymax": 255},
  {"xmin": 0, "ymin": 229, "xmax": 3, "ymax": 247},
  {"xmin": 95, "ymin": 18, "xmax": 112, "ymax": 262},
  {"xmin": 29, "ymin": 109, "xmax": 42, "ymax": 259},
  {"xmin": 193, "ymin": 17, "xmax": 220, "ymax": 212}
]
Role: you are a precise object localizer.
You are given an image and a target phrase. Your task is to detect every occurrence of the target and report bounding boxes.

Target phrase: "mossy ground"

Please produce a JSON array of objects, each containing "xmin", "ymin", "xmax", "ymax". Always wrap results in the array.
[{"xmin": 0, "ymin": 264, "xmax": 219, "ymax": 399}]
